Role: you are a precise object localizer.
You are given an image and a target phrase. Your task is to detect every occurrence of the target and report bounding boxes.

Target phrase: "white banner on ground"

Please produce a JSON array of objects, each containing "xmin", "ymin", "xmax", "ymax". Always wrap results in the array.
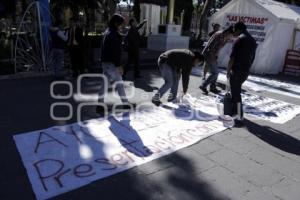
[
  {"xmin": 14, "ymin": 105, "xmax": 228, "ymax": 200},
  {"xmin": 241, "ymin": 93, "xmax": 300, "ymax": 123},
  {"xmin": 180, "ymin": 92, "xmax": 300, "ymax": 123},
  {"xmin": 191, "ymin": 66, "xmax": 300, "ymax": 99},
  {"xmin": 218, "ymin": 73, "xmax": 300, "ymax": 100}
]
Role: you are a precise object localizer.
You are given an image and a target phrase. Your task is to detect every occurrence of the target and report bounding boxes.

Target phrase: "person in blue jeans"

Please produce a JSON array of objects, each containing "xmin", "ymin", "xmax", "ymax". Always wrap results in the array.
[
  {"xmin": 97, "ymin": 14, "xmax": 135, "ymax": 114},
  {"xmin": 152, "ymin": 49, "xmax": 203, "ymax": 106},
  {"xmin": 200, "ymin": 26, "xmax": 234, "ymax": 94}
]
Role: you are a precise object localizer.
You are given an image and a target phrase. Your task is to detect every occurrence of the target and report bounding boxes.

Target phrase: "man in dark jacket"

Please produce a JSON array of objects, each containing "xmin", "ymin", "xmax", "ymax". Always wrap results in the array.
[
  {"xmin": 98, "ymin": 14, "xmax": 135, "ymax": 113},
  {"xmin": 227, "ymin": 21, "xmax": 257, "ymax": 127},
  {"xmin": 152, "ymin": 49, "xmax": 203, "ymax": 106},
  {"xmin": 124, "ymin": 18, "xmax": 147, "ymax": 78}
]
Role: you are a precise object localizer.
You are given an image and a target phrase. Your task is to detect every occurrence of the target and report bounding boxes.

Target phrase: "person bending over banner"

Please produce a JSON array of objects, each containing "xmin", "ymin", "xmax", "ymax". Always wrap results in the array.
[
  {"xmin": 227, "ymin": 21, "xmax": 257, "ymax": 127},
  {"xmin": 152, "ymin": 49, "xmax": 203, "ymax": 106},
  {"xmin": 200, "ymin": 26, "xmax": 234, "ymax": 95}
]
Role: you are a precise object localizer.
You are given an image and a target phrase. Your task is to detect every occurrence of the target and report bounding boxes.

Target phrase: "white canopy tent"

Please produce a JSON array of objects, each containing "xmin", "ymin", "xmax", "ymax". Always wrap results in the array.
[{"xmin": 209, "ymin": 0, "xmax": 300, "ymax": 74}]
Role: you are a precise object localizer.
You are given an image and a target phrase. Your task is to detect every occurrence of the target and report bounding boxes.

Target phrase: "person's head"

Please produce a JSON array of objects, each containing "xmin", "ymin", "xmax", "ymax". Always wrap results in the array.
[
  {"xmin": 212, "ymin": 23, "xmax": 220, "ymax": 31},
  {"xmin": 108, "ymin": 14, "xmax": 125, "ymax": 31},
  {"xmin": 233, "ymin": 21, "xmax": 247, "ymax": 36},
  {"xmin": 193, "ymin": 51, "xmax": 204, "ymax": 66},
  {"xmin": 222, "ymin": 25, "xmax": 234, "ymax": 40},
  {"xmin": 129, "ymin": 18, "xmax": 137, "ymax": 27}
]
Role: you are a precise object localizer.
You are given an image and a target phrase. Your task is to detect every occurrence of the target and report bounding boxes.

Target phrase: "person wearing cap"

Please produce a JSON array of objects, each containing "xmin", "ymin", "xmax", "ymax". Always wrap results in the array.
[
  {"xmin": 200, "ymin": 26, "xmax": 234, "ymax": 95},
  {"xmin": 227, "ymin": 21, "xmax": 257, "ymax": 127},
  {"xmin": 152, "ymin": 49, "xmax": 204, "ymax": 106}
]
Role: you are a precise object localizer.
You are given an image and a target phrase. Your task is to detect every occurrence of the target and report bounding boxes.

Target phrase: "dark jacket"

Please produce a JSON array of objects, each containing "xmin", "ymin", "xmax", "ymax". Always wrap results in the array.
[
  {"xmin": 101, "ymin": 28, "xmax": 123, "ymax": 67},
  {"xmin": 230, "ymin": 31, "xmax": 257, "ymax": 72},
  {"xmin": 127, "ymin": 21, "xmax": 146, "ymax": 50},
  {"xmin": 209, "ymin": 30, "xmax": 217, "ymax": 37},
  {"xmin": 158, "ymin": 49, "xmax": 195, "ymax": 93}
]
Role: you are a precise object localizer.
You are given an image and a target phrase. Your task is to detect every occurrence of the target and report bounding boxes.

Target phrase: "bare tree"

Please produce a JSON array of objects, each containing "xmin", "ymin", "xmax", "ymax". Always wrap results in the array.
[
  {"xmin": 198, "ymin": 0, "xmax": 214, "ymax": 39},
  {"xmin": 97, "ymin": 0, "xmax": 119, "ymax": 21},
  {"xmin": 133, "ymin": 0, "xmax": 141, "ymax": 22}
]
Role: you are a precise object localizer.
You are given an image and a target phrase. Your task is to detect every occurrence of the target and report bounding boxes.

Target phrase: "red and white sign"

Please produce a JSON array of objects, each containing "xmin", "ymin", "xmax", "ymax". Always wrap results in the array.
[{"xmin": 225, "ymin": 13, "xmax": 271, "ymax": 43}]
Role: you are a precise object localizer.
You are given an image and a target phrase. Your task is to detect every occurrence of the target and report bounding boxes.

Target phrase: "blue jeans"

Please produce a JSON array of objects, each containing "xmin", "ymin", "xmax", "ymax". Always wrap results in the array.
[
  {"xmin": 153, "ymin": 63, "xmax": 180, "ymax": 101},
  {"xmin": 98, "ymin": 62, "xmax": 128, "ymax": 103},
  {"xmin": 202, "ymin": 61, "xmax": 219, "ymax": 89}
]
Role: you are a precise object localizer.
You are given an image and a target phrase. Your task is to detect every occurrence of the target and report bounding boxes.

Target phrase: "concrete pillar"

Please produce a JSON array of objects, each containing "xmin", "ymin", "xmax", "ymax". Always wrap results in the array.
[
  {"xmin": 180, "ymin": 10, "xmax": 185, "ymax": 25},
  {"xmin": 167, "ymin": 0, "xmax": 175, "ymax": 24}
]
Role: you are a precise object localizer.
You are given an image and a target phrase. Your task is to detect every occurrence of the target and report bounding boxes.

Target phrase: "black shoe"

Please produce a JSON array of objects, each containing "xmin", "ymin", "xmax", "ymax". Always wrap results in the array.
[
  {"xmin": 152, "ymin": 99, "xmax": 162, "ymax": 107},
  {"xmin": 117, "ymin": 102, "xmax": 136, "ymax": 110},
  {"xmin": 234, "ymin": 119, "xmax": 245, "ymax": 128},
  {"xmin": 210, "ymin": 88, "xmax": 221, "ymax": 94},
  {"xmin": 199, "ymin": 86, "xmax": 208, "ymax": 95},
  {"xmin": 167, "ymin": 94, "xmax": 177, "ymax": 102},
  {"xmin": 96, "ymin": 106, "xmax": 106, "ymax": 116}
]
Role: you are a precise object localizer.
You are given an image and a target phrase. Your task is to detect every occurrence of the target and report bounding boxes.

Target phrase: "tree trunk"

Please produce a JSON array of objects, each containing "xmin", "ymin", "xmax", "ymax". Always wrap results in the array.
[
  {"xmin": 198, "ymin": 0, "xmax": 214, "ymax": 40},
  {"xmin": 133, "ymin": 0, "xmax": 141, "ymax": 22},
  {"xmin": 182, "ymin": 0, "xmax": 194, "ymax": 35},
  {"xmin": 99, "ymin": 0, "xmax": 118, "ymax": 22}
]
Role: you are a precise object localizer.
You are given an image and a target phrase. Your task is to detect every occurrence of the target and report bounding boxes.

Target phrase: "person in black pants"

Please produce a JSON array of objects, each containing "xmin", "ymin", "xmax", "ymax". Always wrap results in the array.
[
  {"xmin": 227, "ymin": 22, "xmax": 257, "ymax": 127},
  {"xmin": 124, "ymin": 18, "xmax": 147, "ymax": 79},
  {"xmin": 68, "ymin": 17, "xmax": 84, "ymax": 77}
]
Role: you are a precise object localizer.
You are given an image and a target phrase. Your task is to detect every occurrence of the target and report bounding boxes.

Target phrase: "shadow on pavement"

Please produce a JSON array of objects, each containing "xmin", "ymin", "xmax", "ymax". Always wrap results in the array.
[
  {"xmin": 158, "ymin": 153, "xmax": 229, "ymax": 200},
  {"xmin": 125, "ymin": 71, "xmax": 160, "ymax": 92},
  {"xmin": 108, "ymin": 113, "xmax": 153, "ymax": 157},
  {"xmin": 245, "ymin": 119, "xmax": 300, "ymax": 155}
]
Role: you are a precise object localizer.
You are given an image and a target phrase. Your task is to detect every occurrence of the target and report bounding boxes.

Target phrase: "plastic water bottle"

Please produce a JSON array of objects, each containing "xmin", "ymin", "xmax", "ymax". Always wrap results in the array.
[{"xmin": 219, "ymin": 115, "xmax": 235, "ymax": 128}]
